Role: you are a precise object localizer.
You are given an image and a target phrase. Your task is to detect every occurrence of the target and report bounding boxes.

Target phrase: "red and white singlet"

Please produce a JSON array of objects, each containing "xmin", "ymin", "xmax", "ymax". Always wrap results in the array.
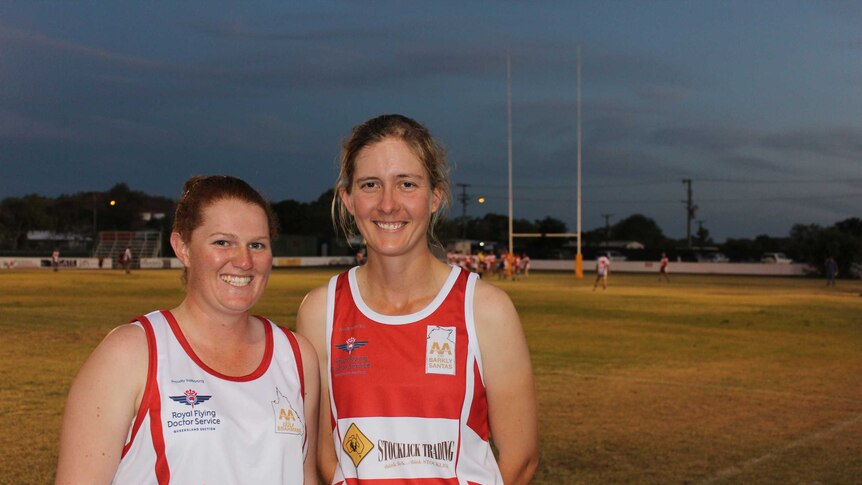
[
  {"xmin": 326, "ymin": 266, "xmax": 503, "ymax": 484},
  {"xmin": 112, "ymin": 310, "xmax": 307, "ymax": 484}
]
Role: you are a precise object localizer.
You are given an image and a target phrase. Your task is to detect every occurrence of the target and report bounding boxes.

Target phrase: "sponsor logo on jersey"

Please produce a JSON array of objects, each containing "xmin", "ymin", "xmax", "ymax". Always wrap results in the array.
[
  {"xmin": 166, "ymin": 389, "xmax": 221, "ymax": 432},
  {"xmin": 426, "ymin": 326, "xmax": 456, "ymax": 375},
  {"xmin": 335, "ymin": 336, "xmax": 368, "ymax": 355},
  {"xmin": 271, "ymin": 387, "xmax": 304, "ymax": 435},
  {"xmin": 377, "ymin": 438, "xmax": 456, "ymax": 468},
  {"xmin": 342, "ymin": 423, "xmax": 374, "ymax": 467},
  {"xmin": 169, "ymin": 388, "xmax": 212, "ymax": 408}
]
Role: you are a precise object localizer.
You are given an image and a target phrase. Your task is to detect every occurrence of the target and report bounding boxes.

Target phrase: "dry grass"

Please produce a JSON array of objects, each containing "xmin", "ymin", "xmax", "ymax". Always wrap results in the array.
[{"xmin": 1, "ymin": 269, "xmax": 860, "ymax": 484}]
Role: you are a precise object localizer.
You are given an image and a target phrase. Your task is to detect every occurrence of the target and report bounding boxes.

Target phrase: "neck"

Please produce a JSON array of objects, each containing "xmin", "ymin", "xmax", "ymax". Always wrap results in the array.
[
  {"xmin": 171, "ymin": 298, "xmax": 254, "ymax": 345},
  {"xmin": 356, "ymin": 251, "xmax": 452, "ymax": 315}
]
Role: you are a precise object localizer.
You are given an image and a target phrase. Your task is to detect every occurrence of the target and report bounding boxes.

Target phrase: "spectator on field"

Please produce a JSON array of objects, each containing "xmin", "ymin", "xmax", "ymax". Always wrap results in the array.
[
  {"xmin": 56, "ymin": 175, "xmax": 319, "ymax": 485},
  {"xmin": 825, "ymin": 256, "xmax": 838, "ymax": 287},
  {"xmin": 52, "ymin": 248, "xmax": 60, "ymax": 272},
  {"xmin": 120, "ymin": 246, "xmax": 133, "ymax": 274},
  {"xmin": 658, "ymin": 252, "xmax": 670, "ymax": 283},
  {"xmin": 593, "ymin": 254, "xmax": 610, "ymax": 291},
  {"xmin": 297, "ymin": 114, "xmax": 538, "ymax": 484}
]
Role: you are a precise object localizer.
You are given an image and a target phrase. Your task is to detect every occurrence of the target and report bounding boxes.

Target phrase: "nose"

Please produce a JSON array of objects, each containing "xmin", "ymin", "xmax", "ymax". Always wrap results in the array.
[
  {"xmin": 233, "ymin": 246, "xmax": 253, "ymax": 270},
  {"xmin": 378, "ymin": 185, "xmax": 397, "ymax": 214}
]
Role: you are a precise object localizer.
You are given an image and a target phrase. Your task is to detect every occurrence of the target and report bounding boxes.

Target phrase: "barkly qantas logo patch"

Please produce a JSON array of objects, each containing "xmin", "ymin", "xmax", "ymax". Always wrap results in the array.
[
  {"xmin": 169, "ymin": 389, "xmax": 212, "ymax": 408},
  {"xmin": 335, "ymin": 336, "xmax": 368, "ymax": 355},
  {"xmin": 271, "ymin": 387, "xmax": 304, "ymax": 435},
  {"xmin": 426, "ymin": 326, "xmax": 456, "ymax": 375}
]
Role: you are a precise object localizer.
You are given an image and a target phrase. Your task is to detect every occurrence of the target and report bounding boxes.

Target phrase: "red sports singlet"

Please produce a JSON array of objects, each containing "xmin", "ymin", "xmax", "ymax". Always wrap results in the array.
[{"xmin": 326, "ymin": 266, "xmax": 503, "ymax": 484}]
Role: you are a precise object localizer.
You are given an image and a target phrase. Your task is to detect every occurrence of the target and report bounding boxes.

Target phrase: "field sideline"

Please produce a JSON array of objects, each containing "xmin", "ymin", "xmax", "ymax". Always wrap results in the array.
[{"xmin": 1, "ymin": 269, "xmax": 861, "ymax": 484}]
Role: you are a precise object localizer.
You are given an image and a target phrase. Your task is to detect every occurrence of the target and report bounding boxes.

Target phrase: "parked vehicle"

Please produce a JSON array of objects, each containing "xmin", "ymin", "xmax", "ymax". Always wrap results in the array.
[
  {"xmin": 601, "ymin": 250, "xmax": 627, "ymax": 261},
  {"xmin": 707, "ymin": 252, "xmax": 730, "ymax": 263},
  {"xmin": 761, "ymin": 252, "xmax": 792, "ymax": 264},
  {"xmin": 697, "ymin": 252, "xmax": 730, "ymax": 263}
]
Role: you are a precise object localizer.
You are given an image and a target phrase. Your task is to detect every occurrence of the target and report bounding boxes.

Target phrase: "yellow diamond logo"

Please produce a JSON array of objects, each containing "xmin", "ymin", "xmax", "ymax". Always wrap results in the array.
[{"xmin": 342, "ymin": 423, "xmax": 374, "ymax": 467}]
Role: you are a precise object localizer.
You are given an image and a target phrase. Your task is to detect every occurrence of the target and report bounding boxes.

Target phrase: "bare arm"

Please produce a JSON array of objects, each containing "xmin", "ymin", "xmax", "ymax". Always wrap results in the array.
[
  {"xmin": 296, "ymin": 285, "xmax": 338, "ymax": 484},
  {"xmin": 294, "ymin": 332, "xmax": 321, "ymax": 485},
  {"xmin": 55, "ymin": 324, "xmax": 148, "ymax": 485},
  {"xmin": 474, "ymin": 280, "xmax": 539, "ymax": 484}
]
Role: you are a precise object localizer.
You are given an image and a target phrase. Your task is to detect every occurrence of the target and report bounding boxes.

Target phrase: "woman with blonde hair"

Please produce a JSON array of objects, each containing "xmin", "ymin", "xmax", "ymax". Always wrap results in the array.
[{"xmin": 298, "ymin": 114, "xmax": 538, "ymax": 484}]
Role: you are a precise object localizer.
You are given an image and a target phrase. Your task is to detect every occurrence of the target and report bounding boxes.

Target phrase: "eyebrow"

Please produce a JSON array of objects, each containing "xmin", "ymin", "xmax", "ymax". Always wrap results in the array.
[
  {"xmin": 355, "ymin": 173, "xmax": 426, "ymax": 182},
  {"xmin": 207, "ymin": 232, "xmax": 269, "ymax": 240}
]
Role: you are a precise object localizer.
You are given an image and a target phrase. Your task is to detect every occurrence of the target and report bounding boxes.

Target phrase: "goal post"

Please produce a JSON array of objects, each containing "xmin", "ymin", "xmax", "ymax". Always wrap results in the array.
[{"xmin": 512, "ymin": 233, "xmax": 583, "ymax": 278}]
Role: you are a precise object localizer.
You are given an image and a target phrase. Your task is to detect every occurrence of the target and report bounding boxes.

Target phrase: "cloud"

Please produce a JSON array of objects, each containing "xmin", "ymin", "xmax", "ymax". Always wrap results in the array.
[
  {"xmin": 0, "ymin": 110, "xmax": 72, "ymax": 141},
  {"xmin": 0, "ymin": 24, "xmax": 169, "ymax": 71},
  {"xmin": 761, "ymin": 126, "xmax": 862, "ymax": 160}
]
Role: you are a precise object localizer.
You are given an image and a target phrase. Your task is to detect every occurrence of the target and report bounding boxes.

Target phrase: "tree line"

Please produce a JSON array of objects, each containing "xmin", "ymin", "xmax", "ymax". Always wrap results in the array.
[{"xmin": 1, "ymin": 183, "xmax": 859, "ymax": 274}]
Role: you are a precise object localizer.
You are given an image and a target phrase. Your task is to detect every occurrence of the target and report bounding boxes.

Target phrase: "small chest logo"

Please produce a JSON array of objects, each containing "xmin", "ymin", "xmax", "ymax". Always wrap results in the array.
[
  {"xmin": 169, "ymin": 388, "xmax": 212, "ymax": 408},
  {"xmin": 271, "ymin": 387, "xmax": 304, "ymax": 435},
  {"xmin": 426, "ymin": 326, "xmax": 456, "ymax": 375},
  {"xmin": 342, "ymin": 423, "xmax": 374, "ymax": 467},
  {"xmin": 335, "ymin": 336, "xmax": 368, "ymax": 355}
]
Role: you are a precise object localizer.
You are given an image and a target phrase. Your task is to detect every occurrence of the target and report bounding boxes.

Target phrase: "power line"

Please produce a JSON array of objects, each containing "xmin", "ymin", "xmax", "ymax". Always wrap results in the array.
[
  {"xmin": 469, "ymin": 192, "xmax": 862, "ymax": 204},
  {"xmin": 467, "ymin": 177, "xmax": 862, "ymax": 191}
]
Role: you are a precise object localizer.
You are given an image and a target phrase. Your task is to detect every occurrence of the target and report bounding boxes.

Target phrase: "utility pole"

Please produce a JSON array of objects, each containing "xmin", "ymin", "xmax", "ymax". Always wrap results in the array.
[
  {"xmin": 456, "ymin": 183, "xmax": 471, "ymax": 238},
  {"xmin": 682, "ymin": 179, "xmax": 697, "ymax": 248},
  {"xmin": 601, "ymin": 213, "xmax": 613, "ymax": 248}
]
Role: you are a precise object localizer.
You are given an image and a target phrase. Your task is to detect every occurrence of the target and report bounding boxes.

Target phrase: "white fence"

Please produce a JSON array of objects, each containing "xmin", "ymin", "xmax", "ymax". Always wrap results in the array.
[
  {"xmin": 531, "ymin": 259, "xmax": 811, "ymax": 276},
  {"xmin": 0, "ymin": 257, "xmax": 111, "ymax": 270},
  {"xmin": 1, "ymin": 256, "xmax": 811, "ymax": 277}
]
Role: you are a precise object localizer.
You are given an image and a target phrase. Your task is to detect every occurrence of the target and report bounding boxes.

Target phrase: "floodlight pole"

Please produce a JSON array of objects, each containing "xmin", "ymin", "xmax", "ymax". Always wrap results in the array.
[
  {"xmin": 507, "ymin": 53, "xmax": 514, "ymax": 279},
  {"xmin": 574, "ymin": 43, "xmax": 584, "ymax": 279}
]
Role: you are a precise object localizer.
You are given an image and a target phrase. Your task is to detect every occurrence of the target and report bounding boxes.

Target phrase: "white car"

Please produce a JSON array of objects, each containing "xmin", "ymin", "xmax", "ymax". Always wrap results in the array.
[
  {"xmin": 602, "ymin": 250, "xmax": 627, "ymax": 261},
  {"xmin": 761, "ymin": 252, "xmax": 792, "ymax": 264},
  {"xmin": 697, "ymin": 252, "xmax": 730, "ymax": 263}
]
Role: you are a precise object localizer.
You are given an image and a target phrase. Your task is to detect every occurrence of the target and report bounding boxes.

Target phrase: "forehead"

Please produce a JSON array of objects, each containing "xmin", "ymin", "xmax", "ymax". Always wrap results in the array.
[
  {"xmin": 197, "ymin": 198, "xmax": 268, "ymax": 231},
  {"xmin": 353, "ymin": 138, "xmax": 425, "ymax": 177}
]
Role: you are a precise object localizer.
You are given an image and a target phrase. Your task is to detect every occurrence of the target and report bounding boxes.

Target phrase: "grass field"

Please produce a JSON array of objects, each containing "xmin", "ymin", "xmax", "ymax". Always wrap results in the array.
[{"xmin": 1, "ymin": 268, "xmax": 861, "ymax": 484}]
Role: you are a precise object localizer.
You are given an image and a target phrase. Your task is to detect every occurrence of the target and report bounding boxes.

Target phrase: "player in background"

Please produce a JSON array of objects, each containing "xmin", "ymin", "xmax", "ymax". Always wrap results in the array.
[
  {"xmin": 56, "ymin": 176, "xmax": 319, "ymax": 485},
  {"xmin": 825, "ymin": 256, "xmax": 838, "ymax": 287},
  {"xmin": 593, "ymin": 254, "xmax": 610, "ymax": 291},
  {"xmin": 522, "ymin": 253, "xmax": 531, "ymax": 278},
  {"xmin": 52, "ymin": 247, "xmax": 60, "ymax": 272},
  {"xmin": 121, "ymin": 246, "xmax": 133, "ymax": 274},
  {"xmin": 658, "ymin": 252, "xmax": 670, "ymax": 283},
  {"xmin": 297, "ymin": 114, "xmax": 538, "ymax": 484}
]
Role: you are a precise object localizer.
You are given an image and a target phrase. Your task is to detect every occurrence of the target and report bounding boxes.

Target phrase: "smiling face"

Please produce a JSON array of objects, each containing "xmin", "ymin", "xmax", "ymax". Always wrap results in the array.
[
  {"xmin": 172, "ymin": 198, "xmax": 273, "ymax": 316},
  {"xmin": 340, "ymin": 137, "xmax": 442, "ymax": 259}
]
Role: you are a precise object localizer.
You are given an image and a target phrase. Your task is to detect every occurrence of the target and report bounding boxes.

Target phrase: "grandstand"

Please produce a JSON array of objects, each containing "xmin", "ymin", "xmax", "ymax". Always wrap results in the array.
[{"xmin": 93, "ymin": 231, "xmax": 162, "ymax": 268}]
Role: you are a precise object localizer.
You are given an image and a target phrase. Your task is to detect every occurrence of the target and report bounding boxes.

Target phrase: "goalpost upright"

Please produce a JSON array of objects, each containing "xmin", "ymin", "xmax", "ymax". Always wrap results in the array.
[{"xmin": 506, "ymin": 46, "xmax": 585, "ymax": 279}]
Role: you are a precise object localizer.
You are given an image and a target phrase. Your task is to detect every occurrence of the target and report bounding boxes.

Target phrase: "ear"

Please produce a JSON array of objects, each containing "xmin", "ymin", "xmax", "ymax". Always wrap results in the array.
[
  {"xmin": 430, "ymin": 187, "xmax": 443, "ymax": 213},
  {"xmin": 339, "ymin": 187, "xmax": 355, "ymax": 216},
  {"xmin": 170, "ymin": 232, "xmax": 191, "ymax": 268}
]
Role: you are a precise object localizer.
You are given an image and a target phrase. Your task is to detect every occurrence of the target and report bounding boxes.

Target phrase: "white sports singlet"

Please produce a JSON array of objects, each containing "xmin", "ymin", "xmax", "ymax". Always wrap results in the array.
[
  {"xmin": 112, "ymin": 310, "xmax": 307, "ymax": 484},
  {"xmin": 326, "ymin": 266, "xmax": 503, "ymax": 484}
]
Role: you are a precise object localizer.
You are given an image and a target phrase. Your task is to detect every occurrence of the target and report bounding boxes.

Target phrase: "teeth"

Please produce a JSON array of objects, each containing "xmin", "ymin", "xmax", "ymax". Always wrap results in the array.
[
  {"xmin": 221, "ymin": 275, "xmax": 252, "ymax": 287},
  {"xmin": 376, "ymin": 221, "xmax": 405, "ymax": 230}
]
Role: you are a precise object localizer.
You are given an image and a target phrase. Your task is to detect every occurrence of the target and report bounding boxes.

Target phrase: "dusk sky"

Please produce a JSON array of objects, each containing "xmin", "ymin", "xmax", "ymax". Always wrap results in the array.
[{"xmin": 2, "ymin": 1, "xmax": 861, "ymax": 240}]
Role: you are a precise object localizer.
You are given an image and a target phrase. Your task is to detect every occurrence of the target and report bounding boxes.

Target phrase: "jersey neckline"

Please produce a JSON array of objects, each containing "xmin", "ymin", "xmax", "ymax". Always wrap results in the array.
[
  {"xmin": 160, "ymin": 309, "xmax": 274, "ymax": 382},
  {"xmin": 347, "ymin": 265, "xmax": 461, "ymax": 325}
]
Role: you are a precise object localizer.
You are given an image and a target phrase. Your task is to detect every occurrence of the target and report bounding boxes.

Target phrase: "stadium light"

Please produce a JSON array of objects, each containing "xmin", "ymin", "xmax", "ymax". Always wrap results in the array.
[
  {"xmin": 110, "ymin": 200, "xmax": 117, "ymax": 206},
  {"xmin": 477, "ymin": 197, "xmax": 485, "ymax": 204}
]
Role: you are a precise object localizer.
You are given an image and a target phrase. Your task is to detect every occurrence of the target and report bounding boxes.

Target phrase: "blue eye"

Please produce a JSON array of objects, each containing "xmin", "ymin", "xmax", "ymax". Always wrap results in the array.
[
  {"xmin": 249, "ymin": 242, "xmax": 266, "ymax": 250},
  {"xmin": 213, "ymin": 240, "xmax": 230, "ymax": 247}
]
